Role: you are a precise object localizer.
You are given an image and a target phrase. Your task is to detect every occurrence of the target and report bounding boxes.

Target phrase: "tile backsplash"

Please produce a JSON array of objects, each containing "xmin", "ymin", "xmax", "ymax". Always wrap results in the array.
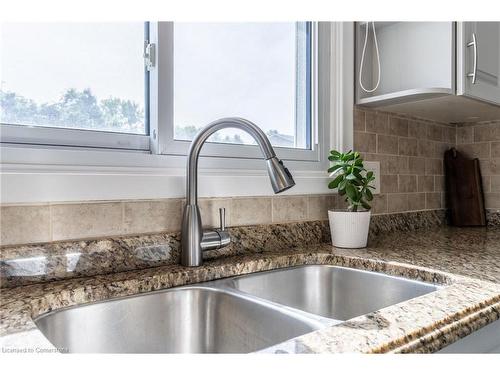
[
  {"xmin": 0, "ymin": 195, "xmax": 337, "ymax": 246},
  {"xmin": 354, "ymin": 106, "xmax": 456, "ymax": 214},
  {"xmin": 456, "ymin": 120, "xmax": 500, "ymax": 209}
]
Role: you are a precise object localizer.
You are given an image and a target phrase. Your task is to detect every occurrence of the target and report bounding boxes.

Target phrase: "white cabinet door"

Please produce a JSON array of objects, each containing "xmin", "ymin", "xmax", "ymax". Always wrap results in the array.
[{"xmin": 458, "ymin": 22, "xmax": 500, "ymax": 105}]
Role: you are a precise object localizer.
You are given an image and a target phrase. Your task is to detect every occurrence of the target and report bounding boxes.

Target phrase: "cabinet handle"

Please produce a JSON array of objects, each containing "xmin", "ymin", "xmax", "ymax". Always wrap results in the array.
[{"xmin": 467, "ymin": 32, "xmax": 477, "ymax": 84}]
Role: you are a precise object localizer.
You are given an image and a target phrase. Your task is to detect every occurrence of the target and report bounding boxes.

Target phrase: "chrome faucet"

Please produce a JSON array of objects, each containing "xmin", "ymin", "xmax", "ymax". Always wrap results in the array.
[{"xmin": 181, "ymin": 117, "xmax": 296, "ymax": 267}]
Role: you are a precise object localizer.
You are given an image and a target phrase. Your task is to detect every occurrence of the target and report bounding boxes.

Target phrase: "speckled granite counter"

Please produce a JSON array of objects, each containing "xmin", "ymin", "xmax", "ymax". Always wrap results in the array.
[{"xmin": 1, "ymin": 214, "xmax": 500, "ymax": 353}]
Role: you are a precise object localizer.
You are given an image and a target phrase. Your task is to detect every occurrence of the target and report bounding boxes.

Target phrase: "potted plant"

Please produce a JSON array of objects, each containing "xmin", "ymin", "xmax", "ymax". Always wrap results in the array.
[{"xmin": 327, "ymin": 150, "xmax": 376, "ymax": 248}]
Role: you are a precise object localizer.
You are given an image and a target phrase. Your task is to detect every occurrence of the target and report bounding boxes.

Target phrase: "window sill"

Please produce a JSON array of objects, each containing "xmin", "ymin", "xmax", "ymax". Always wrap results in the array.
[{"xmin": 0, "ymin": 144, "xmax": 332, "ymax": 203}]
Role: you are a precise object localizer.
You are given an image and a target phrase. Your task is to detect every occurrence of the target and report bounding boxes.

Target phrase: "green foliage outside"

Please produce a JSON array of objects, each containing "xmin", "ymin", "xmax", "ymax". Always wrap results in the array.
[
  {"xmin": 1, "ymin": 88, "xmax": 291, "ymax": 146},
  {"xmin": 1, "ymin": 88, "xmax": 145, "ymax": 133},
  {"xmin": 175, "ymin": 125, "xmax": 245, "ymax": 144}
]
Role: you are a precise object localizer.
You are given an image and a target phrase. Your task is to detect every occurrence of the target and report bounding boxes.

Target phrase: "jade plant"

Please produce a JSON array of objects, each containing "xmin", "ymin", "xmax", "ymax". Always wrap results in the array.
[{"xmin": 327, "ymin": 150, "xmax": 376, "ymax": 212}]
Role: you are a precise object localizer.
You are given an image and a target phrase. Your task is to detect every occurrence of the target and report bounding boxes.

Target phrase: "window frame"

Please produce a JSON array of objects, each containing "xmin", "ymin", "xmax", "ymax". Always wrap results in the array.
[
  {"xmin": 0, "ymin": 124, "xmax": 151, "ymax": 151},
  {"xmin": 150, "ymin": 21, "xmax": 322, "ymax": 162},
  {"xmin": 0, "ymin": 22, "xmax": 151, "ymax": 151}
]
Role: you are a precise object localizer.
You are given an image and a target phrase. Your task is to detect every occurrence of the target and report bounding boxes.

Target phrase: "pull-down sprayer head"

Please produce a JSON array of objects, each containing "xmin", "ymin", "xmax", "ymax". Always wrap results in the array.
[{"xmin": 266, "ymin": 156, "xmax": 295, "ymax": 193}]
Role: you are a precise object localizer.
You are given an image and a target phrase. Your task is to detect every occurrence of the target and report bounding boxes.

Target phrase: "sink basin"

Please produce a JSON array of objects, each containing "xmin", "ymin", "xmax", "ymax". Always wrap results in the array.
[
  {"xmin": 34, "ymin": 286, "xmax": 321, "ymax": 353},
  {"xmin": 34, "ymin": 265, "xmax": 442, "ymax": 353},
  {"xmin": 224, "ymin": 265, "xmax": 440, "ymax": 321}
]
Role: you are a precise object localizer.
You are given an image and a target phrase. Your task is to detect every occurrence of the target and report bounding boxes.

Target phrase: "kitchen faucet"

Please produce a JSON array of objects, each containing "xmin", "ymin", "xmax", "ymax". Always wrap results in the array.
[{"xmin": 181, "ymin": 117, "xmax": 296, "ymax": 267}]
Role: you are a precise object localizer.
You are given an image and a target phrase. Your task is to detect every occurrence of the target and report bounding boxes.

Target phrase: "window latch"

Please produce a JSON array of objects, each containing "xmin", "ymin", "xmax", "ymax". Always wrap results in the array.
[{"xmin": 144, "ymin": 41, "xmax": 156, "ymax": 71}]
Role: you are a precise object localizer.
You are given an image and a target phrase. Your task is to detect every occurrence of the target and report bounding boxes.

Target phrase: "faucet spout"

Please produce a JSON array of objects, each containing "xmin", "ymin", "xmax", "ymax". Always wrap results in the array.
[{"xmin": 181, "ymin": 117, "xmax": 295, "ymax": 267}]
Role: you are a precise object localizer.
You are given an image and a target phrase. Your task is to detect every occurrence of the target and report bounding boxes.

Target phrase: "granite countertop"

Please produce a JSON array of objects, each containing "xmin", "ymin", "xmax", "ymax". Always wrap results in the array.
[{"xmin": 1, "ymin": 224, "xmax": 500, "ymax": 353}]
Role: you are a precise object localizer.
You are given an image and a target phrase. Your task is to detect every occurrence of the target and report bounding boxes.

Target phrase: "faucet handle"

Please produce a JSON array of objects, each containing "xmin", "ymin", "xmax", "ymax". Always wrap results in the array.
[{"xmin": 219, "ymin": 207, "xmax": 226, "ymax": 231}]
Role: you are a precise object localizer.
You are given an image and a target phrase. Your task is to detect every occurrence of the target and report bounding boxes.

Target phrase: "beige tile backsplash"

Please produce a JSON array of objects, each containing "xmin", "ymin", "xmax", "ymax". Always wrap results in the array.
[
  {"xmin": 408, "ymin": 193, "xmax": 426, "ymax": 211},
  {"xmin": 0, "ymin": 204, "xmax": 51, "ymax": 245},
  {"xmin": 456, "ymin": 120, "xmax": 500, "ymax": 209},
  {"xmin": 272, "ymin": 195, "xmax": 308, "ymax": 223},
  {"xmin": 231, "ymin": 197, "xmax": 272, "ymax": 226},
  {"xmin": 51, "ymin": 202, "xmax": 123, "ymax": 241},
  {"xmin": 123, "ymin": 199, "xmax": 182, "ymax": 235},
  {"xmin": 307, "ymin": 195, "xmax": 337, "ymax": 221},
  {"xmin": 1, "ymin": 194, "xmax": 344, "ymax": 246},
  {"xmin": 354, "ymin": 106, "xmax": 456, "ymax": 215}
]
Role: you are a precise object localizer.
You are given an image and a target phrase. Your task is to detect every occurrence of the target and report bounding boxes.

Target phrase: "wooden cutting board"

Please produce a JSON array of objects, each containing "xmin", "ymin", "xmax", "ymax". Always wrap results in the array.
[{"xmin": 444, "ymin": 148, "xmax": 486, "ymax": 226}]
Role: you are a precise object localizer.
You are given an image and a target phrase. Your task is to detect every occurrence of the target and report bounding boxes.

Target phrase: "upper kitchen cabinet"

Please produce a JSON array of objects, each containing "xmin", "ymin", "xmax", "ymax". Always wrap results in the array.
[
  {"xmin": 355, "ymin": 22, "xmax": 500, "ymax": 123},
  {"xmin": 457, "ymin": 22, "xmax": 500, "ymax": 105}
]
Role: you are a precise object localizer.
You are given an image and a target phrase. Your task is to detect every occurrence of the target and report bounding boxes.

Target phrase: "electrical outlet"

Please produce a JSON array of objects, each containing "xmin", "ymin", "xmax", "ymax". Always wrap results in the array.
[{"xmin": 364, "ymin": 161, "xmax": 380, "ymax": 194}]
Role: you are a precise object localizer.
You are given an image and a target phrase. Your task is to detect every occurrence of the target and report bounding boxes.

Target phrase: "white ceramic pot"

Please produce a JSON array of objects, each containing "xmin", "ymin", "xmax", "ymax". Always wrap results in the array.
[{"xmin": 328, "ymin": 209, "xmax": 371, "ymax": 248}]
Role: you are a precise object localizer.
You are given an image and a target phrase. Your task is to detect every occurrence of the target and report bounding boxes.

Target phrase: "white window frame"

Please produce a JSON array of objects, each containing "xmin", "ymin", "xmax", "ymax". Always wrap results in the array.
[
  {"xmin": 0, "ymin": 22, "xmax": 354, "ymax": 204},
  {"xmin": 0, "ymin": 124, "xmax": 151, "ymax": 151}
]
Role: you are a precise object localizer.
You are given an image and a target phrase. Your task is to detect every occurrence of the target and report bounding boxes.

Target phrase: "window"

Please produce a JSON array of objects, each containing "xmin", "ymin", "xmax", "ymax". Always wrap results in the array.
[
  {"xmin": 172, "ymin": 22, "xmax": 311, "ymax": 150},
  {"xmin": 1, "ymin": 22, "xmax": 324, "ymax": 163},
  {"xmin": 1, "ymin": 22, "xmax": 150, "ymax": 150}
]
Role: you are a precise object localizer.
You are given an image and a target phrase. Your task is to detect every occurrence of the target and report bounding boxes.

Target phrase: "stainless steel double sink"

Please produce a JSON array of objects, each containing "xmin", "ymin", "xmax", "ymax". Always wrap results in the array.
[{"xmin": 34, "ymin": 265, "xmax": 440, "ymax": 353}]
